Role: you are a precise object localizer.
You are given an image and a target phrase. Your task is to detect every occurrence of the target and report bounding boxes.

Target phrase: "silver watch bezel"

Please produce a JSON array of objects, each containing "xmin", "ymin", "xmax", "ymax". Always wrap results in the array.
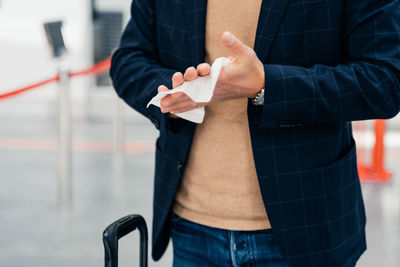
[{"xmin": 252, "ymin": 88, "xmax": 265, "ymax": 105}]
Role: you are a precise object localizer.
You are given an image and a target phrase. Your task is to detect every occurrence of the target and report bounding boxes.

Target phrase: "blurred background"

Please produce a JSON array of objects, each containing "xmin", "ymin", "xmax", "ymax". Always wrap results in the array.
[{"xmin": 0, "ymin": 0, "xmax": 399, "ymax": 266}]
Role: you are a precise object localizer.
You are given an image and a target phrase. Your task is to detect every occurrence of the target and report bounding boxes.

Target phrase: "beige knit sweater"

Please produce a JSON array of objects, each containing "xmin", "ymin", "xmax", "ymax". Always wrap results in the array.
[{"xmin": 173, "ymin": 0, "xmax": 271, "ymax": 230}]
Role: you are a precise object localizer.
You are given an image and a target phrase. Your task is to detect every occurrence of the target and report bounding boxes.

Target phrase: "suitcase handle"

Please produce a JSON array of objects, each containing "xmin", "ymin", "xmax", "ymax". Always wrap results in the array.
[{"xmin": 103, "ymin": 214, "xmax": 148, "ymax": 267}]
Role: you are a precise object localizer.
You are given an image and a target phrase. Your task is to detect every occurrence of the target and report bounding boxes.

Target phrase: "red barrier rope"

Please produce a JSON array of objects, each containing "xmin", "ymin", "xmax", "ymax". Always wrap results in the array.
[
  {"xmin": 0, "ymin": 57, "xmax": 111, "ymax": 101},
  {"xmin": 70, "ymin": 57, "xmax": 111, "ymax": 77},
  {"xmin": 0, "ymin": 77, "xmax": 60, "ymax": 100}
]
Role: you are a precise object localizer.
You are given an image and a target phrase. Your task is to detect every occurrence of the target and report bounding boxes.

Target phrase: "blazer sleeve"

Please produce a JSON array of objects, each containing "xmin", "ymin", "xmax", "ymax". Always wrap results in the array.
[
  {"xmin": 110, "ymin": 0, "xmax": 177, "ymax": 128},
  {"xmin": 257, "ymin": 0, "xmax": 400, "ymax": 128}
]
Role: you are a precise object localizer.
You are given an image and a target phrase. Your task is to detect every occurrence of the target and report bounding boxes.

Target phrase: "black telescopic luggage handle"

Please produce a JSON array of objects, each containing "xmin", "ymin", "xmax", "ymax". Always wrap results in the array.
[{"xmin": 103, "ymin": 214, "xmax": 148, "ymax": 267}]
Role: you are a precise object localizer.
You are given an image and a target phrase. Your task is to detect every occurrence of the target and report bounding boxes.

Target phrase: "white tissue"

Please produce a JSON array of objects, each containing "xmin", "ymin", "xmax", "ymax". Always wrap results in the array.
[{"xmin": 146, "ymin": 57, "xmax": 231, "ymax": 124}]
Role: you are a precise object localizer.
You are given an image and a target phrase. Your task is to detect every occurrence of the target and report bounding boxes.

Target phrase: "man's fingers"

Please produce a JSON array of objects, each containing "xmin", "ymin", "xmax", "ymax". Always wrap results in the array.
[
  {"xmin": 160, "ymin": 92, "xmax": 190, "ymax": 111},
  {"xmin": 160, "ymin": 66, "xmax": 210, "ymax": 114},
  {"xmin": 172, "ymin": 72, "xmax": 184, "ymax": 88},
  {"xmin": 196, "ymin": 102, "xmax": 208, "ymax": 108},
  {"xmin": 158, "ymin": 85, "xmax": 170, "ymax": 113},
  {"xmin": 170, "ymin": 101, "xmax": 198, "ymax": 114},
  {"xmin": 158, "ymin": 85, "xmax": 169, "ymax": 93},
  {"xmin": 168, "ymin": 100, "xmax": 196, "ymax": 114},
  {"xmin": 172, "ymin": 101, "xmax": 209, "ymax": 114},
  {"xmin": 197, "ymin": 63, "xmax": 211, "ymax": 76},
  {"xmin": 221, "ymin": 31, "xmax": 251, "ymax": 58},
  {"xmin": 184, "ymin": 67, "xmax": 198, "ymax": 81},
  {"xmin": 160, "ymin": 91, "xmax": 173, "ymax": 113}
]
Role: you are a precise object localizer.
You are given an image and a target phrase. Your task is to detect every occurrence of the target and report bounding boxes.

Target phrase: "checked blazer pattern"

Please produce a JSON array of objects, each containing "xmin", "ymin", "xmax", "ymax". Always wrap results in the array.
[{"xmin": 110, "ymin": 0, "xmax": 400, "ymax": 266}]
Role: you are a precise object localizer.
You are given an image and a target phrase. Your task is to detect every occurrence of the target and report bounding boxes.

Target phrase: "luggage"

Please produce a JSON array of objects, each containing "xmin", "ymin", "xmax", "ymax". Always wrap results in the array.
[{"xmin": 103, "ymin": 214, "xmax": 148, "ymax": 267}]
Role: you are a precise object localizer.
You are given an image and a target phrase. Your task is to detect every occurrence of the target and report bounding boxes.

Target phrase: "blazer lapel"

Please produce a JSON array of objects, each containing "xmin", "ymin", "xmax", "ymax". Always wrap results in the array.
[
  {"xmin": 184, "ymin": 0, "xmax": 208, "ymax": 66},
  {"xmin": 254, "ymin": 0, "xmax": 290, "ymax": 63},
  {"xmin": 183, "ymin": 0, "xmax": 289, "ymax": 64}
]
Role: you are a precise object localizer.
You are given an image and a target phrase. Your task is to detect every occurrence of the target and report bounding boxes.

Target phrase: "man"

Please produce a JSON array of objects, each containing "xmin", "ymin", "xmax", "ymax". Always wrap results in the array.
[{"xmin": 110, "ymin": 0, "xmax": 400, "ymax": 266}]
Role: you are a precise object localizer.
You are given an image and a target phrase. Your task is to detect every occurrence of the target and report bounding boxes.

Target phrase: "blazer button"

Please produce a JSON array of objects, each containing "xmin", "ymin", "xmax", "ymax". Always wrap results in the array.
[{"xmin": 177, "ymin": 162, "xmax": 183, "ymax": 172}]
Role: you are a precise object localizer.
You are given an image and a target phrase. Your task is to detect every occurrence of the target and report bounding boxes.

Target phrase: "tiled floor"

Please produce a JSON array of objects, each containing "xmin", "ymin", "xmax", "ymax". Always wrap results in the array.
[{"xmin": 0, "ymin": 118, "xmax": 399, "ymax": 267}]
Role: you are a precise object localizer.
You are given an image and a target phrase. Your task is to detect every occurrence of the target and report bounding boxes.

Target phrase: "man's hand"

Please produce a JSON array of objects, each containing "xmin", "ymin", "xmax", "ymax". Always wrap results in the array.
[
  {"xmin": 214, "ymin": 31, "xmax": 265, "ymax": 100},
  {"xmin": 159, "ymin": 63, "xmax": 211, "ymax": 114},
  {"xmin": 159, "ymin": 31, "xmax": 265, "ymax": 114}
]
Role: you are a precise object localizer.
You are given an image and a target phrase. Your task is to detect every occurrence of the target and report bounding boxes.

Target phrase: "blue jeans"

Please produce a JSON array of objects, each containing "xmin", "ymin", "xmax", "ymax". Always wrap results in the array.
[{"xmin": 170, "ymin": 213, "xmax": 290, "ymax": 267}]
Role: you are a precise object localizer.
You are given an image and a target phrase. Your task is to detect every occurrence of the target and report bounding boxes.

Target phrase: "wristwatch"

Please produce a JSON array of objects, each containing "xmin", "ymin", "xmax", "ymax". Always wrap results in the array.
[{"xmin": 252, "ymin": 88, "xmax": 265, "ymax": 106}]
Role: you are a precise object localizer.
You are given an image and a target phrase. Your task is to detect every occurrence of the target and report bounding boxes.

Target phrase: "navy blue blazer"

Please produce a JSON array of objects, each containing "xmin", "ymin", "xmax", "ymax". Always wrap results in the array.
[{"xmin": 110, "ymin": 0, "xmax": 400, "ymax": 266}]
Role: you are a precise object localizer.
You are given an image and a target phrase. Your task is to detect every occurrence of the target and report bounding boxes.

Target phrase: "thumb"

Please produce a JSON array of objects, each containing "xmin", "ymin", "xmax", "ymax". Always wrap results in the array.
[{"xmin": 221, "ymin": 31, "xmax": 250, "ymax": 57}]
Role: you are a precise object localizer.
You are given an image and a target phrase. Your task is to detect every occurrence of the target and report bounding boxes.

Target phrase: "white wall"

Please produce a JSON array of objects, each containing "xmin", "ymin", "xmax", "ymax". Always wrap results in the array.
[
  {"xmin": 96, "ymin": 0, "xmax": 132, "ymax": 24},
  {"xmin": 0, "ymin": 0, "xmax": 94, "ymax": 118}
]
